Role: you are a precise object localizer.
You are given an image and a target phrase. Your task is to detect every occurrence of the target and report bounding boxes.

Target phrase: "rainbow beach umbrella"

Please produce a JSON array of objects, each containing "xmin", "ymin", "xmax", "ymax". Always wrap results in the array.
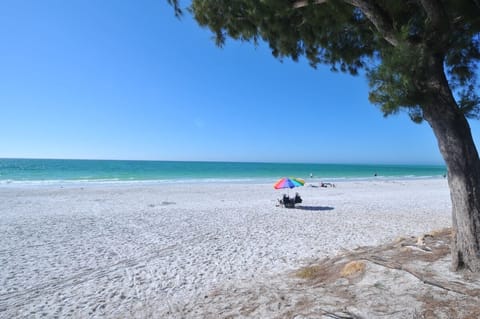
[{"xmin": 273, "ymin": 177, "xmax": 305, "ymax": 189}]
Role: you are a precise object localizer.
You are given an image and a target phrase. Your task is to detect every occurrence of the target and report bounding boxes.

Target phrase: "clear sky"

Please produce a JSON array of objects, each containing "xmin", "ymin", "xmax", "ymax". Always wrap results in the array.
[{"xmin": 1, "ymin": 0, "xmax": 478, "ymax": 165}]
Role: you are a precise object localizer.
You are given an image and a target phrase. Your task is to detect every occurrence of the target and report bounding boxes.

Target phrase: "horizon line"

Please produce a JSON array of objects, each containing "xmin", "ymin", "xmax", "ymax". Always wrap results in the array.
[{"xmin": 0, "ymin": 157, "xmax": 446, "ymax": 167}]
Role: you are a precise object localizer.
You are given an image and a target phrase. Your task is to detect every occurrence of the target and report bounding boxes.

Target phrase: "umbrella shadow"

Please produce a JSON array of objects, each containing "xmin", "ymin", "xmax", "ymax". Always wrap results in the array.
[{"xmin": 295, "ymin": 205, "xmax": 334, "ymax": 211}]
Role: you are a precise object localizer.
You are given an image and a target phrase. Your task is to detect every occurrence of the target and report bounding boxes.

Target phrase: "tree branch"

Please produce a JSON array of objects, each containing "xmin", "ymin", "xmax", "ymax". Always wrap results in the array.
[
  {"xmin": 419, "ymin": 0, "xmax": 448, "ymax": 28},
  {"xmin": 292, "ymin": 0, "xmax": 399, "ymax": 47},
  {"xmin": 417, "ymin": 0, "xmax": 451, "ymax": 49},
  {"xmin": 363, "ymin": 256, "xmax": 480, "ymax": 297},
  {"xmin": 293, "ymin": 0, "xmax": 328, "ymax": 9},
  {"xmin": 347, "ymin": 0, "xmax": 398, "ymax": 46}
]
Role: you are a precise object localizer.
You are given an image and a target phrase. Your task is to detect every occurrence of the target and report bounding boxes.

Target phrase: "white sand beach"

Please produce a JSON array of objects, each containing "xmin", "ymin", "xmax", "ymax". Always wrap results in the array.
[{"xmin": 0, "ymin": 179, "xmax": 452, "ymax": 318}]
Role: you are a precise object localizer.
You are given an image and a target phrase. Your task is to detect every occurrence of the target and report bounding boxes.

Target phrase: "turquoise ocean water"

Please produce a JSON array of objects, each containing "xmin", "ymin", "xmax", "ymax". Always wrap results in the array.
[{"xmin": 0, "ymin": 158, "xmax": 446, "ymax": 184}]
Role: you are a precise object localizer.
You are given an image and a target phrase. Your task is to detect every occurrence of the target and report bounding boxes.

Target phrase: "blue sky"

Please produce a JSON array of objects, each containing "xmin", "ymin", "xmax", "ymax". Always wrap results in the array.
[{"xmin": 0, "ymin": 0, "xmax": 478, "ymax": 165}]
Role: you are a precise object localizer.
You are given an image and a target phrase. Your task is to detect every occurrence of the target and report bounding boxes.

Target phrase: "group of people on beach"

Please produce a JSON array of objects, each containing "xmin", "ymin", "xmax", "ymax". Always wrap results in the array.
[
  {"xmin": 277, "ymin": 173, "xmax": 336, "ymax": 208},
  {"xmin": 279, "ymin": 192, "xmax": 302, "ymax": 208},
  {"xmin": 320, "ymin": 182, "xmax": 335, "ymax": 188},
  {"xmin": 310, "ymin": 173, "xmax": 335, "ymax": 188}
]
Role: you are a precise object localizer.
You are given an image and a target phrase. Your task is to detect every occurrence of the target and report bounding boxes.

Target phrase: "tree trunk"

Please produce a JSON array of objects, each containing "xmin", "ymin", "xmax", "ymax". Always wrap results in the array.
[{"xmin": 422, "ymin": 58, "xmax": 480, "ymax": 272}]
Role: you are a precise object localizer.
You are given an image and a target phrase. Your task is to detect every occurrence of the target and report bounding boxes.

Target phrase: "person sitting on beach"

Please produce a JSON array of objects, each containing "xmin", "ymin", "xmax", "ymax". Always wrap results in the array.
[
  {"xmin": 294, "ymin": 192, "xmax": 302, "ymax": 204},
  {"xmin": 280, "ymin": 194, "xmax": 297, "ymax": 207}
]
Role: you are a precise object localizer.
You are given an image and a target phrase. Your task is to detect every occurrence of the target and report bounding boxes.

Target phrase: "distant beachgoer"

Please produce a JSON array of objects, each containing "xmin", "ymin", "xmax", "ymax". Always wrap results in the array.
[
  {"xmin": 374, "ymin": 172, "xmax": 378, "ymax": 177},
  {"xmin": 310, "ymin": 173, "xmax": 313, "ymax": 178},
  {"xmin": 320, "ymin": 182, "xmax": 335, "ymax": 188},
  {"xmin": 294, "ymin": 192, "xmax": 302, "ymax": 203}
]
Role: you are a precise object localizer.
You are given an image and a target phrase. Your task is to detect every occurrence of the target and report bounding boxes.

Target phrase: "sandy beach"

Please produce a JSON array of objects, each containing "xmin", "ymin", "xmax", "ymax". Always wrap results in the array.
[{"xmin": 0, "ymin": 179, "xmax": 452, "ymax": 318}]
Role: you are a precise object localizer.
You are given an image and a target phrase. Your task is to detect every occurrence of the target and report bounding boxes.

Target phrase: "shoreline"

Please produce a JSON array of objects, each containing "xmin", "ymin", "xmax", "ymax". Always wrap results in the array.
[
  {"xmin": 0, "ymin": 175, "xmax": 447, "ymax": 188},
  {"xmin": 0, "ymin": 178, "xmax": 452, "ymax": 318}
]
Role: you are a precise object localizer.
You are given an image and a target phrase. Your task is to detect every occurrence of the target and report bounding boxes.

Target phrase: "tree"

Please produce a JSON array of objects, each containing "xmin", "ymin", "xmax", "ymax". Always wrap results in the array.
[{"xmin": 170, "ymin": 0, "xmax": 480, "ymax": 271}]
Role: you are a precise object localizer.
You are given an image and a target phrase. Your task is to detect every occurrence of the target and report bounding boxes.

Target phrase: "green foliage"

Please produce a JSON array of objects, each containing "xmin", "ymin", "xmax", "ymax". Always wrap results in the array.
[
  {"xmin": 367, "ymin": 43, "xmax": 428, "ymax": 119},
  {"xmin": 458, "ymin": 85, "xmax": 480, "ymax": 119},
  {"xmin": 171, "ymin": 0, "xmax": 480, "ymax": 122},
  {"xmin": 190, "ymin": 0, "xmax": 376, "ymax": 73}
]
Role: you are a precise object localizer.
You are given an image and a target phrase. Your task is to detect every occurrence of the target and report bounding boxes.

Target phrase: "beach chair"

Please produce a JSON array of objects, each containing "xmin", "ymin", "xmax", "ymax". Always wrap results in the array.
[
  {"xmin": 284, "ymin": 196, "xmax": 296, "ymax": 208},
  {"xmin": 284, "ymin": 200, "xmax": 295, "ymax": 208}
]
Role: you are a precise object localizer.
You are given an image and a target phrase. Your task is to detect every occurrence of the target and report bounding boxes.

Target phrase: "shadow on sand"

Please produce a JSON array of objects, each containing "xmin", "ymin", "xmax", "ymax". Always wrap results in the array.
[{"xmin": 296, "ymin": 206, "xmax": 334, "ymax": 211}]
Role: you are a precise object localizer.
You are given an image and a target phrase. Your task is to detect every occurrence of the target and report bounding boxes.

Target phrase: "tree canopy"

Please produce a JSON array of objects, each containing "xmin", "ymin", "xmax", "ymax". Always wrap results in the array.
[
  {"xmin": 171, "ymin": 0, "xmax": 480, "ymax": 122},
  {"xmin": 170, "ymin": 1, "xmax": 480, "ymax": 272}
]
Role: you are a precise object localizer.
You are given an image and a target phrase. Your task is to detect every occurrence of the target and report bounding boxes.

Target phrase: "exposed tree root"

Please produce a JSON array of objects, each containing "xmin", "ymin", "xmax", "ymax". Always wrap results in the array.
[{"xmin": 164, "ymin": 228, "xmax": 480, "ymax": 318}]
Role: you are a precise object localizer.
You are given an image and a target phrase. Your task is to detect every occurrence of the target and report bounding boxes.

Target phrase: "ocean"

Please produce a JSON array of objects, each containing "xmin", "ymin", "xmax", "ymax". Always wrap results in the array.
[{"xmin": 0, "ymin": 158, "xmax": 447, "ymax": 184}]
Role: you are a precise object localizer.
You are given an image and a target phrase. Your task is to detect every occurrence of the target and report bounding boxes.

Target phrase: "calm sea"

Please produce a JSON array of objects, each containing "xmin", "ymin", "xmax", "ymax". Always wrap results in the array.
[{"xmin": 0, "ymin": 158, "xmax": 446, "ymax": 184}]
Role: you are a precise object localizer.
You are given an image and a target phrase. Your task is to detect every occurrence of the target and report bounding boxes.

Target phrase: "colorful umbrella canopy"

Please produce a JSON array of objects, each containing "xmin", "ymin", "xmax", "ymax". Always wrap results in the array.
[{"xmin": 273, "ymin": 177, "xmax": 305, "ymax": 189}]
